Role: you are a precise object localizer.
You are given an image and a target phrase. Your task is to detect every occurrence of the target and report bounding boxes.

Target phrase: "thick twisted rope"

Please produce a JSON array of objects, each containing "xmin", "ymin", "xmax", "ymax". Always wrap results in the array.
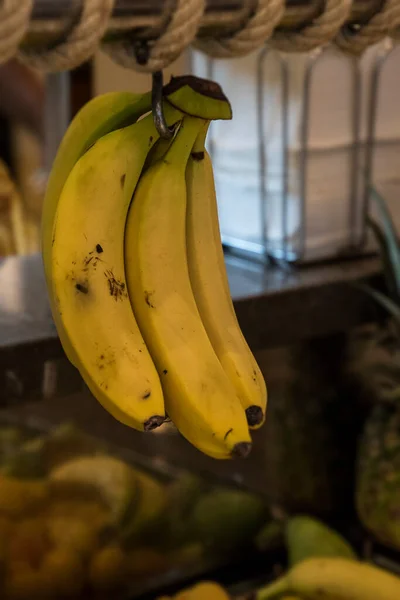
[
  {"xmin": 270, "ymin": 0, "xmax": 352, "ymax": 53},
  {"xmin": 1, "ymin": 0, "xmax": 400, "ymax": 72},
  {"xmin": 335, "ymin": 0, "xmax": 400, "ymax": 55},
  {"xmin": 103, "ymin": 0, "xmax": 205, "ymax": 73},
  {"xmin": 193, "ymin": 0, "xmax": 285, "ymax": 58},
  {"xmin": 19, "ymin": 0, "xmax": 114, "ymax": 72},
  {"xmin": 0, "ymin": 0, "xmax": 33, "ymax": 65}
]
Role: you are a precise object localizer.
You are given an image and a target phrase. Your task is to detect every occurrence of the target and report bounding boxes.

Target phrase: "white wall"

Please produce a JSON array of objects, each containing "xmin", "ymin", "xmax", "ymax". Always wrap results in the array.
[{"xmin": 94, "ymin": 50, "xmax": 190, "ymax": 95}]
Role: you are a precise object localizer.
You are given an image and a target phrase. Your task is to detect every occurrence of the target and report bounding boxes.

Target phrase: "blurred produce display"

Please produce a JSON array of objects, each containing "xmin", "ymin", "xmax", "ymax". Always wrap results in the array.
[
  {"xmin": 163, "ymin": 516, "xmax": 400, "ymax": 600},
  {"xmin": 0, "ymin": 156, "xmax": 40, "ymax": 258},
  {"xmin": 0, "ymin": 421, "xmax": 274, "ymax": 599}
]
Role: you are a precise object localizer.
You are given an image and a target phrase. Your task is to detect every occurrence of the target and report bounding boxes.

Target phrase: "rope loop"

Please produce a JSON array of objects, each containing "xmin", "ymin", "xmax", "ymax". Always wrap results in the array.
[
  {"xmin": 103, "ymin": 0, "xmax": 205, "ymax": 73},
  {"xmin": 0, "ymin": 0, "xmax": 33, "ymax": 65},
  {"xmin": 270, "ymin": 0, "xmax": 352, "ymax": 53},
  {"xmin": 193, "ymin": 0, "xmax": 285, "ymax": 58},
  {"xmin": 19, "ymin": 0, "xmax": 114, "ymax": 72},
  {"xmin": 1, "ymin": 0, "xmax": 400, "ymax": 71},
  {"xmin": 335, "ymin": 0, "xmax": 400, "ymax": 55}
]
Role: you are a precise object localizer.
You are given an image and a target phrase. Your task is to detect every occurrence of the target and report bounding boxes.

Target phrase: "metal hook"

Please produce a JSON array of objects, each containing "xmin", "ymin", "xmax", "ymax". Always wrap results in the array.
[
  {"xmin": 152, "ymin": 70, "xmax": 175, "ymax": 140},
  {"xmin": 133, "ymin": 41, "xmax": 174, "ymax": 140}
]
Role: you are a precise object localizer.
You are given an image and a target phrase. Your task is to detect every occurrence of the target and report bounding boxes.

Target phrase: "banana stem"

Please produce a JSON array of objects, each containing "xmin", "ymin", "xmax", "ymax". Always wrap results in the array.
[
  {"xmin": 256, "ymin": 576, "xmax": 289, "ymax": 600},
  {"xmin": 162, "ymin": 115, "xmax": 206, "ymax": 170},
  {"xmin": 162, "ymin": 102, "xmax": 185, "ymax": 131},
  {"xmin": 192, "ymin": 121, "xmax": 210, "ymax": 154},
  {"xmin": 123, "ymin": 104, "xmax": 183, "ymax": 152}
]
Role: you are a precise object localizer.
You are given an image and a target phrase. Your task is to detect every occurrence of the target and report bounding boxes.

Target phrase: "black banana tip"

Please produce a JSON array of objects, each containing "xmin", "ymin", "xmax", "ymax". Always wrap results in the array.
[
  {"xmin": 144, "ymin": 415, "xmax": 166, "ymax": 431},
  {"xmin": 246, "ymin": 406, "xmax": 264, "ymax": 427},
  {"xmin": 231, "ymin": 442, "xmax": 252, "ymax": 459}
]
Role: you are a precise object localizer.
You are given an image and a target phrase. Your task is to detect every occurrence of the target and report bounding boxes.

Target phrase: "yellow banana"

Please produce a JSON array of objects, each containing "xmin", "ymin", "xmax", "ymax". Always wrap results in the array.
[
  {"xmin": 186, "ymin": 125, "xmax": 267, "ymax": 429},
  {"xmin": 42, "ymin": 91, "xmax": 152, "ymax": 366},
  {"xmin": 257, "ymin": 557, "xmax": 400, "ymax": 600},
  {"xmin": 51, "ymin": 106, "xmax": 182, "ymax": 431},
  {"xmin": 124, "ymin": 116, "xmax": 252, "ymax": 459}
]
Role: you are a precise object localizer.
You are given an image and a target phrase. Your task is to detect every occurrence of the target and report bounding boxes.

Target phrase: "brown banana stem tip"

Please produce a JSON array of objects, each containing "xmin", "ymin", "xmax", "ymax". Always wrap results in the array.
[
  {"xmin": 245, "ymin": 406, "xmax": 264, "ymax": 427},
  {"xmin": 143, "ymin": 415, "xmax": 166, "ymax": 431},
  {"xmin": 231, "ymin": 442, "xmax": 252, "ymax": 459},
  {"xmin": 163, "ymin": 74, "xmax": 229, "ymax": 102}
]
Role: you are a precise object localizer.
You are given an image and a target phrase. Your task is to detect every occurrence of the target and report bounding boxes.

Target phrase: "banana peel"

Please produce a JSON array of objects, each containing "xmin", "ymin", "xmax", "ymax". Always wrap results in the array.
[
  {"xmin": 256, "ymin": 557, "xmax": 400, "ymax": 600},
  {"xmin": 43, "ymin": 75, "xmax": 231, "ymax": 282}
]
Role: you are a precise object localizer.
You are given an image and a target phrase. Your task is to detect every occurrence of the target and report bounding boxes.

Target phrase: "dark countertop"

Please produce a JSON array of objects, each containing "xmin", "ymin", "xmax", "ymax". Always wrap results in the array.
[{"xmin": 0, "ymin": 251, "xmax": 381, "ymax": 367}]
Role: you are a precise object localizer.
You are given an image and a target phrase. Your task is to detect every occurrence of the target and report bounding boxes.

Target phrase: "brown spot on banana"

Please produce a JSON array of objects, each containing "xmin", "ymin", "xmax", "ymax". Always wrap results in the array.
[
  {"xmin": 75, "ymin": 282, "xmax": 88, "ymax": 294},
  {"xmin": 191, "ymin": 151, "xmax": 205, "ymax": 161}
]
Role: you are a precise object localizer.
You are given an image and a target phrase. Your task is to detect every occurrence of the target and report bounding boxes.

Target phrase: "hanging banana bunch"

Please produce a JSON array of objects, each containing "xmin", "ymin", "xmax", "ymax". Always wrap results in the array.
[{"xmin": 42, "ymin": 75, "xmax": 267, "ymax": 459}]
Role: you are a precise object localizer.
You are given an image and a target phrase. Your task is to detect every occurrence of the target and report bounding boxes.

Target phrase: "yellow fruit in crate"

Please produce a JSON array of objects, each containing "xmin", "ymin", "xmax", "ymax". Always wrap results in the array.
[
  {"xmin": 46, "ymin": 498, "xmax": 109, "ymax": 529},
  {"xmin": 0, "ymin": 516, "xmax": 13, "ymax": 560},
  {"xmin": 5, "ymin": 562, "xmax": 55, "ymax": 600},
  {"xmin": 127, "ymin": 547, "xmax": 170, "ymax": 578},
  {"xmin": 187, "ymin": 581, "xmax": 230, "ymax": 599},
  {"xmin": 48, "ymin": 456, "xmax": 137, "ymax": 523},
  {"xmin": 0, "ymin": 475, "xmax": 48, "ymax": 517},
  {"xmin": 41, "ymin": 548, "xmax": 85, "ymax": 597},
  {"xmin": 9, "ymin": 518, "xmax": 49, "ymax": 568},
  {"xmin": 46, "ymin": 516, "xmax": 99, "ymax": 557},
  {"xmin": 88, "ymin": 544, "xmax": 128, "ymax": 592}
]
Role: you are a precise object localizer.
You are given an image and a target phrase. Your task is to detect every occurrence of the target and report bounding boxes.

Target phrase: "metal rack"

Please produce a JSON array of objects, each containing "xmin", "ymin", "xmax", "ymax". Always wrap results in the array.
[{"xmin": 197, "ymin": 38, "xmax": 400, "ymax": 265}]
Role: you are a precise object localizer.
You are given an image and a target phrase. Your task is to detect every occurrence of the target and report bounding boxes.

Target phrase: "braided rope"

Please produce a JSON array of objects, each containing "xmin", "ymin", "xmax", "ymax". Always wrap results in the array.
[
  {"xmin": 103, "ymin": 0, "xmax": 205, "ymax": 73},
  {"xmin": 0, "ymin": 0, "xmax": 33, "ymax": 65},
  {"xmin": 1, "ymin": 0, "xmax": 400, "ymax": 72},
  {"xmin": 19, "ymin": 0, "xmax": 114, "ymax": 72},
  {"xmin": 193, "ymin": 0, "xmax": 285, "ymax": 59},
  {"xmin": 391, "ymin": 26, "xmax": 400, "ymax": 40},
  {"xmin": 336, "ymin": 0, "xmax": 400, "ymax": 55},
  {"xmin": 270, "ymin": 0, "xmax": 352, "ymax": 53}
]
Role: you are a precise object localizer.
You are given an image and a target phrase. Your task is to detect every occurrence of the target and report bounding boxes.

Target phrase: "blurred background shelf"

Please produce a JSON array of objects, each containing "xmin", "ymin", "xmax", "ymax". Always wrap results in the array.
[{"xmin": 0, "ymin": 251, "xmax": 382, "ymax": 369}]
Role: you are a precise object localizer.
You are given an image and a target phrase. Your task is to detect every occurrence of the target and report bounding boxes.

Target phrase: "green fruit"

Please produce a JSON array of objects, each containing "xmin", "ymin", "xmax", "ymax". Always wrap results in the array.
[
  {"xmin": 161, "ymin": 473, "xmax": 206, "ymax": 549},
  {"xmin": 168, "ymin": 473, "xmax": 205, "ymax": 519},
  {"xmin": 190, "ymin": 488, "xmax": 267, "ymax": 553},
  {"xmin": 255, "ymin": 519, "xmax": 284, "ymax": 552},
  {"xmin": 121, "ymin": 469, "xmax": 166, "ymax": 543},
  {"xmin": 0, "ymin": 427, "xmax": 24, "ymax": 465},
  {"xmin": 286, "ymin": 515, "xmax": 357, "ymax": 567},
  {"xmin": 3, "ymin": 422, "xmax": 105, "ymax": 478}
]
